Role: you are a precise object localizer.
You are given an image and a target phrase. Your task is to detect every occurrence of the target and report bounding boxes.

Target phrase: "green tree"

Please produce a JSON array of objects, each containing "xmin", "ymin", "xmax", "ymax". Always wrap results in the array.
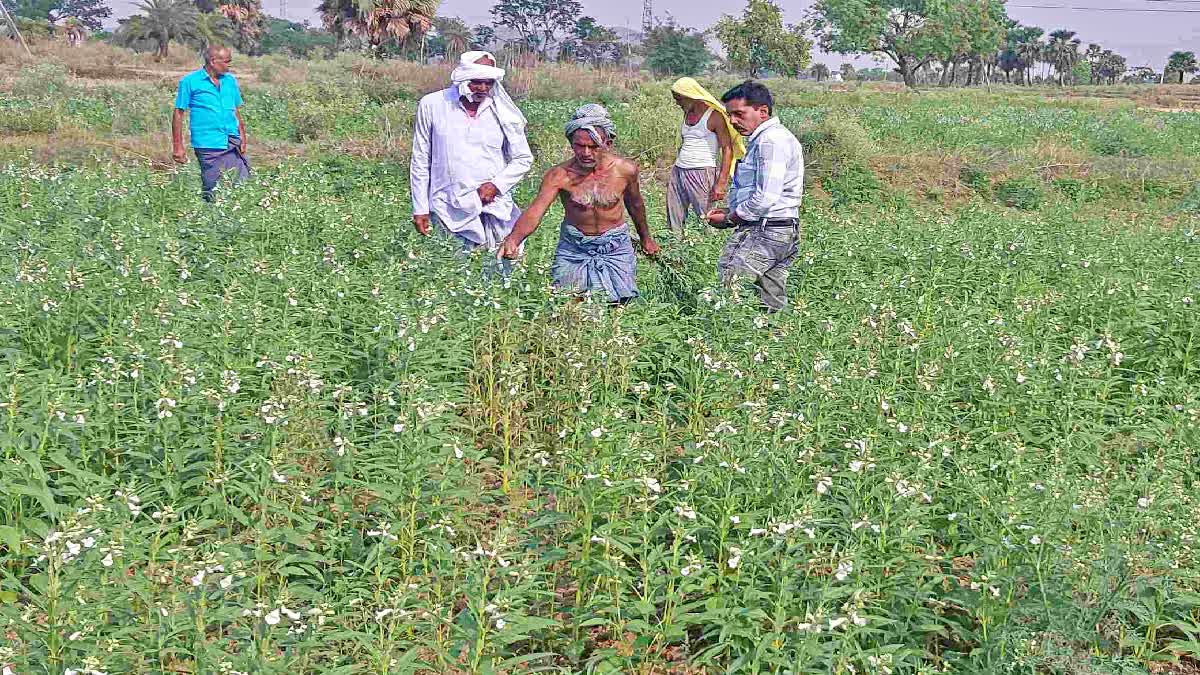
[
  {"xmin": 216, "ymin": 0, "xmax": 265, "ymax": 54},
  {"xmin": 259, "ymin": 17, "xmax": 335, "ymax": 56},
  {"xmin": 318, "ymin": 0, "xmax": 437, "ymax": 54},
  {"xmin": 1084, "ymin": 42, "xmax": 1102, "ymax": 84},
  {"xmin": 714, "ymin": 0, "xmax": 811, "ymax": 78},
  {"xmin": 813, "ymin": 0, "xmax": 941, "ymax": 87},
  {"xmin": 643, "ymin": 22, "xmax": 711, "ymax": 76},
  {"xmin": 997, "ymin": 23, "xmax": 1042, "ymax": 85},
  {"xmin": 471, "ymin": 24, "xmax": 495, "ymax": 50},
  {"xmin": 114, "ymin": 0, "xmax": 199, "ymax": 59},
  {"xmin": 925, "ymin": 0, "xmax": 1005, "ymax": 86},
  {"xmin": 1096, "ymin": 49, "xmax": 1125, "ymax": 85},
  {"xmin": 1045, "ymin": 29, "xmax": 1080, "ymax": 86},
  {"xmin": 839, "ymin": 62, "xmax": 856, "ymax": 80},
  {"xmin": 1166, "ymin": 50, "xmax": 1198, "ymax": 84},
  {"xmin": 811, "ymin": 62, "xmax": 830, "ymax": 81},
  {"xmin": 194, "ymin": 10, "xmax": 235, "ymax": 47},
  {"xmin": 8, "ymin": 0, "xmax": 110, "ymax": 31},
  {"xmin": 561, "ymin": 16, "xmax": 621, "ymax": 65},
  {"xmin": 428, "ymin": 15, "xmax": 471, "ymax": 61},
  {"xmin": 489, "ymin": 0, "xmax": 582, "ymax": 59}
]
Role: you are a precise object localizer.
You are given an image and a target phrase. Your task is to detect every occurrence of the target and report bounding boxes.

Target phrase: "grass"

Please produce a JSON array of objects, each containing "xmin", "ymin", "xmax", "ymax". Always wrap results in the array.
[{"xmin": 1, "ymin": 41, "xmax": 1200, "ymax": 675}]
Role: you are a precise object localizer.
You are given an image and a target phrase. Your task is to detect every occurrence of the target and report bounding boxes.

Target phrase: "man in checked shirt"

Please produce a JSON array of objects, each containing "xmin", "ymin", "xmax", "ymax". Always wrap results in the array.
[{"xmin": 705, "ymin": 81, "xmax": 804, "ymax": 311}]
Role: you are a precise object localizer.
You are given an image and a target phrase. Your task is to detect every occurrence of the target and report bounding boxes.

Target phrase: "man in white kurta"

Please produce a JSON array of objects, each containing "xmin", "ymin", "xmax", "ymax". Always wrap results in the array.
[{"xmin": 410, "ymin": 52, "xmax": 533, "ymax": 258}]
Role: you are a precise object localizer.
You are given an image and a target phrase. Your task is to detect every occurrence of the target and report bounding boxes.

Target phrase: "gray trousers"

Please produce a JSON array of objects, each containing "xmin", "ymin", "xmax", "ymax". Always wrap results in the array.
[
  {"xmin": 195, "ymin": 137, "xmax": 249, "ymax": 201},
  {"xmin": 717, "ymin": 222, "xmax": 800, "ymax": 311}
]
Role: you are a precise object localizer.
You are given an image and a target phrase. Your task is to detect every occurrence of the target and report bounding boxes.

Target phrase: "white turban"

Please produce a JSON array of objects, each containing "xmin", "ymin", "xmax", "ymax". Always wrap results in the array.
[{"xmin": 451, "ymin": 51, "xmax": 525, "ymax": 127}]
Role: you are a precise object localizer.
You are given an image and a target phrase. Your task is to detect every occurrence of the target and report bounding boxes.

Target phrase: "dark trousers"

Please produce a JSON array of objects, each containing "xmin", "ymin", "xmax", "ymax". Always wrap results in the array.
[{"xmin": 195, "ymin": 136, "xmax": 250, "ymax": 201}]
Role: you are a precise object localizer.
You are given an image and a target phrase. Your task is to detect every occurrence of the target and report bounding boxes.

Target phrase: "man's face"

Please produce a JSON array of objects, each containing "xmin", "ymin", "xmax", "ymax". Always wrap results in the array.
[
  {"xmin": 672, "ymin": 93, "xmax": 690, "ymax": 111},
  {"xmin": 208, "ymin": 50, "xmax": 232, "ymax": 76},
  {"xmin": 467, "ymin": 79, "xmax": 495, "ymax": 101},
  {"xmin": 570, "ymin": 129, "xmax": 607, "ymax": 168},
  {"xmin": 725, "ymin": 98, "xmax": 770, "ymax": 136}
]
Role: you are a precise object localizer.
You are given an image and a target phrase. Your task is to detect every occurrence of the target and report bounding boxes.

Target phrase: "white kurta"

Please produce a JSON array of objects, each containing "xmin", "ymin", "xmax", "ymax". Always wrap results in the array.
[{"xmin": 409, "ymin": 88, "xmax": 533, "ymax": 249}]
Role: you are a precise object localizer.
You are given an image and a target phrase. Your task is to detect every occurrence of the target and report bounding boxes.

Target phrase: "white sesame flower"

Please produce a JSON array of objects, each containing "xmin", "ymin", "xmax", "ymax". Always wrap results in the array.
[
  {"xmin": 190, "ymin": 571, "xmax": 205, "ymax": 587},
  {"xmin": 220, "ymin": 575, "xmax": 234, "ymax": 589},
  {"xmin": 749, "ymin": 528, "xmax": 767, "ymax": 536},
  {"xmin": 729, "ymin": 515, "xmax": 740, "ymax": 524},
  {"xmin": 272, "ymin": 471, "xmax": 288, "ymax": 484},
  {"xmin": 673, "ymin": 505, "xmax": 697, "ymax": 520},
  {"xmin": 264, "ymin": 609, "xmax": 281, "ymax": 625},
  {"xmin": 835, "ymin": 560, "xmax": 853, "ymax": 581},
  {"xmin": 81, "ymin": 537, "xmax": 96, "ymax": 549},
  {"xmin": 101, "ymin": 552, "xmax": 114, "ymax": 567},
  {"xmin": 1137, "ymin": 496, "xmax": 1151, "ymax": 509},
  {"xmin": 590, "ymin": 428, "xmax": 604, "ymax": 438},
  {"xmin": 1029, "ymin": 535, "xmax": 1042, "ymax": 545},
  {"xmin": 494, "ymin": 618, "xmax": 506, "ymax": 630},
  {"xmin": 828, "ymin": 617, "xmax": 848, "ymax": 630}
]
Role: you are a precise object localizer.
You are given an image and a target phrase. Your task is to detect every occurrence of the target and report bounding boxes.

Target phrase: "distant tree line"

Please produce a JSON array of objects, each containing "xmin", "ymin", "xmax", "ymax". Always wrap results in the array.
[{"xmin": 4, "ymin": 0, "xmax": 1196, "ymax": 88}]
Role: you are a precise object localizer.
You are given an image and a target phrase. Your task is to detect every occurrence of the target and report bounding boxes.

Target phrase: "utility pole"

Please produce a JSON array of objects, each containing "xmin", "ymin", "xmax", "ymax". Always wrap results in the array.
[
  {"xmin": 0, "ymin": 0, "xmax": 33, "ymax": 56},
  {"xmin": 641, "ymin": 0, "xmax": 652, "ymax": 38}
]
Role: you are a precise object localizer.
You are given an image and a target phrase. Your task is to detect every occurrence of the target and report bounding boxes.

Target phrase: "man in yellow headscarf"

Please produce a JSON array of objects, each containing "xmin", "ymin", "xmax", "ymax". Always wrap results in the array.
[{"xmin": 667, "ymin": 77, "xmax": 746, "ymax": 232}]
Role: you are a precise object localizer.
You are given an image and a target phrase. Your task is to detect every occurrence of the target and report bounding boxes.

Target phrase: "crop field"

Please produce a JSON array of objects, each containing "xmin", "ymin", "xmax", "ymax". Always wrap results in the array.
[{"xmin": 2, "ymin": 47, "xmax": 1200, "ymax": 674}]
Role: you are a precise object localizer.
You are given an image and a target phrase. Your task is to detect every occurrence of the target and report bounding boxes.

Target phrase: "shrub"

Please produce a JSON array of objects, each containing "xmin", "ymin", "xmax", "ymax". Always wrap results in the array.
[
  {"xmin": 959, "ymin": 166, "xmax": 991, "ymax": 194},
  {"xmin": 995, "ymin": 176, "xmax": 1045, "ymax": 210},
  {"xmin": 795, "ymin": 114, "xmax": 879, "ymax": 182},
  {"xmin": 824, "ymin": 161, "xmax": 884, "ymax": 207},
  {"xmin": 0, "ymin": 103, "xmax": 59, "ymax": 134}
]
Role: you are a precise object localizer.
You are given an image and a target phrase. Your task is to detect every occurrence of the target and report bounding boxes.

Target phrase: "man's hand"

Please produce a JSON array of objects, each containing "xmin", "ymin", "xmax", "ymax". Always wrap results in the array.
[
  {"xmin": 706, "ymin": 208, "xmax": 727, "ymax": 225},
  {"xmin": 239, "ymin": 137, "xmax": 248, "ymax": 155},
  {"xmin": 172, "ymin": 145, "xmax": 188, "ymax": 165},
  {"xmin": 412, "ymin": 214, "xmax": 432, "ymax": 236},
  {"xmin": 499, "ymin": 234, "xmax": 522, "ymax": 259},
  {"xmin": 477, "ymin": 182, "xmax": 500, "ymax": 205},
  {"xmin": 709, "ymin": 182, "xmax": 728, "ymax": 204},
  {"xmin": 639, "ymin": 237, "xmax": 661, "ymax": 257}
]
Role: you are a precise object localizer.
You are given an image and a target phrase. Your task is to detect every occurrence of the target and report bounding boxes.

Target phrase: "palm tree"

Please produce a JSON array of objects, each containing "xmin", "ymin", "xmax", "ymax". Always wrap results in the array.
[
  {"xmin": 1046, "ymin": 29, "xmax": 1080, "ymax": 86},
  {"xmin": 119, "ymin": 0, "xmax": 199, "ymax": 59},
  {"xmin": 318, "ymin": 0, "xmax": 437, "ymax": 54},
  {"xmin": 1166, "ymin": 50, "xmax": 1198, "ymax": 84},
  {"xmin": 194, "ymin": 10, "xmax": 236, "ymax": 48},
  {"xmin": 217, "ymin": 0, "xmax": 265, "ymax": 54},
  {"xmin": 433, "ymin": 16, "xmax": 471, "ymax": 62},
  {"xmin": 1085, "ymin": 43, "xmax": 1102, "ymax": 84},
  {"xmin": 811, "ymin": 63, "xmax": 830, "ymax": 82}
]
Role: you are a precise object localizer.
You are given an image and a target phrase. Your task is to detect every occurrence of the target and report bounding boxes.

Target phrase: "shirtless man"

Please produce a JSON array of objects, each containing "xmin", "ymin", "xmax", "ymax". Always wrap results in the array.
[{"xmin": 499, "ymin": 104, "xmax": 660, "ymax": 303}]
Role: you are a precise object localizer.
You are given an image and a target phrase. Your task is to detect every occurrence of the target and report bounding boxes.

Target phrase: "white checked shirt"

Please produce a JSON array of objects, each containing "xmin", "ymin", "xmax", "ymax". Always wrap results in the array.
[{"xmin": 729, "ymin": 117, "xmax": 803, "ymax": 222}]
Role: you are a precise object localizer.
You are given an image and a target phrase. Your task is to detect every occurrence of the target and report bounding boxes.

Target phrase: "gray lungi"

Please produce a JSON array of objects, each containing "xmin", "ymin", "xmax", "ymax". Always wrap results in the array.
[{"xmin": 552, "ymin": 222, "xmax": 638, "ymax": 303}]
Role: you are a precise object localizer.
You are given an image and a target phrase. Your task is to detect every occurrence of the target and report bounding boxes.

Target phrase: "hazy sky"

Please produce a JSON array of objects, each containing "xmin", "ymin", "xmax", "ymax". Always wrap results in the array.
[{"xmin": 106, "ymin": 0, "xmax": 1200, "ymax": 70}]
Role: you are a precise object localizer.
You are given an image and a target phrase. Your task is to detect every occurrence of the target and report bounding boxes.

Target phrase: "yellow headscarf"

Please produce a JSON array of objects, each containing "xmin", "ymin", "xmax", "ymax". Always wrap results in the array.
[{"xmin": 671, "ymin": 77, "xmax": 746, "ymax": 161}]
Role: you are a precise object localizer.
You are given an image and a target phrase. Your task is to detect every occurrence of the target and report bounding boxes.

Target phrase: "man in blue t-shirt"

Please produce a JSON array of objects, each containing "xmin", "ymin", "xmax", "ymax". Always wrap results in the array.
[{"xmin": 171, "ymin": 45, "xmax": 251, "ymax": 201}]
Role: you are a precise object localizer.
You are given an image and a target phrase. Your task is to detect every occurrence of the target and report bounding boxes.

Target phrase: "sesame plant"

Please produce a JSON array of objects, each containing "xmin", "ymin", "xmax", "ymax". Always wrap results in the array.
[{"xmin": 1, "ymin": 83, "xmax": 1200, "ymax": 675}]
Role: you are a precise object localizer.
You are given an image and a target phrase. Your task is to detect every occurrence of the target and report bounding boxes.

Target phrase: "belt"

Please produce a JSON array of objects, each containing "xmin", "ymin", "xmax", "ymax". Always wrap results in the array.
[{"xmin": 758, "ymin": 218, "xmax": 798, "ymax": 227}]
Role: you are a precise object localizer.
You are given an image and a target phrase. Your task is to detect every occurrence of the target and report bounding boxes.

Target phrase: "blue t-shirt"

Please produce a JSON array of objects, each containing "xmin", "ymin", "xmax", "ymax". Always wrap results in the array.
[{"xmin": 174, "ymin": 69, "xmax": 243, "ymax": 150}]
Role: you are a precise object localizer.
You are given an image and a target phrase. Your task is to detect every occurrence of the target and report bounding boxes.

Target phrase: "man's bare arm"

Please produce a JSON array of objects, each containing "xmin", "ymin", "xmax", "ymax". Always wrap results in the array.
[
  {"xmin": 623, "ymin": 164, "xmax": 659, "ymax": 255},
  {"xmin": 500, "ymin": 168, "xmax": 564, "ymax": 257},
  {"xmin": 709, "ymin": 111, "xmax": 734, "ymax": 202},
  {"xmin": 235, "ymin": 108, "xmax": 248, "ymax": 153},
  {"xmin": 171, "ymin": 109, "xmax": 187, "ymax": 164}
]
